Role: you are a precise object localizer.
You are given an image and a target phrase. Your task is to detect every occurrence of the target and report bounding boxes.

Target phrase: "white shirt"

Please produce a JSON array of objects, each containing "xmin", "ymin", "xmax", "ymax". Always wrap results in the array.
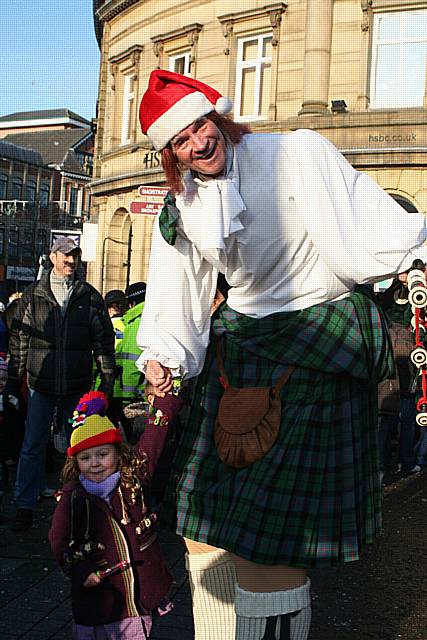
[{"xmin": 137, "ymin": 129, "xmax": 427, "ymax": 379}]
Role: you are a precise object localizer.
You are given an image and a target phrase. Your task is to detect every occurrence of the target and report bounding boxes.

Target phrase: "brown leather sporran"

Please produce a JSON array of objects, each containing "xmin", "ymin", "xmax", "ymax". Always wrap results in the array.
[{"xmin": 214, "ymin": 339, "xmax": 295, "ymax": 469}]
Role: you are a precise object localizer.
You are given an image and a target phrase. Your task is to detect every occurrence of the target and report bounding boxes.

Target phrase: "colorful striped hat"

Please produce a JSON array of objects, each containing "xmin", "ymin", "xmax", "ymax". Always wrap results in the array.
[{"xmin": 67, "ymin": 391, "xmax": 122, "ymax": 457}]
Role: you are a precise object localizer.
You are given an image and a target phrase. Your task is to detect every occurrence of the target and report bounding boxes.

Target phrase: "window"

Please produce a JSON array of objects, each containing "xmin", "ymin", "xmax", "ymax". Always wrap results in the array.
[
  {"xmin": 26, "ymin": 179, "xmax": 37, "ymax": 203},
  {"xmin": 234, "ymin": 33, "xmax": 273, "ymax": 121},
  {"xmin": 391, "ymin": 193, "xmax": 418, "ymax": 213},
  {"xmin": 169, "ymin": 51, "xmax": 191, "ymax": 76},
  {"xmin": 152, "ymin": 24, "xmax": 202, "ymax": 78},
  {"xmin": 8, "ymin": 228, "xmax": 19, "ymax": 258},
  {"xmin": 109, "ymin": 44, "xmax": 143, "ymax": 150},
  {"xmin": 121, "ymin": 74, "xmax": 135, "ymax": 146},
  {"xmin": 69, "ymin": 186, "xmax": 79, "ymax": 216},
  {"xmin": 11, "ymin": 176, "xmax": 23, "ymax": 201},
  {"xmin": 374, "ymin": 192, "xmax": 418, "ymax": 292},
  {"xmin": 36, "ymin": 229, "xmax": 46, "ymax": 255},
  {"xmin": 370, "ymin": 10, "xmax": 427, "ymax": 108},
  {"xmin": 40, "ymin": 182, "xmax": 50, "ymax": 208},
  {"xmin": 22, "ymin": 230, "xmax": 33, "ymax": 260},
  {"xmin": 0, "ymin": 173, "xmax": 7, "ymax": 200},
  {"xmin": 75, "ymin": 151, "xmax": 93, "ymax": 174}
]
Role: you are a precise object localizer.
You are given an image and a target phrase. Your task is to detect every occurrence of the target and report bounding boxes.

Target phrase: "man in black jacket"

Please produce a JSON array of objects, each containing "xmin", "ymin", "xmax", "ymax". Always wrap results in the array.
[{"xmin": 8, "ymin": 237, "xmax": 115, "ymax": 531}]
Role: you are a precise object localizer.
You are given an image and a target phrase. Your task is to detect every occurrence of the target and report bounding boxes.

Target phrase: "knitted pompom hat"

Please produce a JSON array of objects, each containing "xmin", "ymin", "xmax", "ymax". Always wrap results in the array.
[
  {"xmin": 67, "ymin": 391, "xmax": 122, "ymax": 457},
  {"xmin": 139, "ymin": 69, "xmax": 232, "ymax": 151}
]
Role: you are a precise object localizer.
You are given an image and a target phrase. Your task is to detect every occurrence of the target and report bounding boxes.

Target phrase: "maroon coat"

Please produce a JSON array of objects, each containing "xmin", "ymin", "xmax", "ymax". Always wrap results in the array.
[{"xmin": 49, "ymin": 394, "xmax": 183, "ymax": 627}]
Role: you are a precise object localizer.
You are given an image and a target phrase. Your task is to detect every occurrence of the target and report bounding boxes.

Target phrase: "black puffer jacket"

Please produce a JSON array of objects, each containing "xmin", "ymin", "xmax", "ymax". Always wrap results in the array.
[{"xmin": 8, "ymin": 270, "xmax": 115, "ymax": 397}]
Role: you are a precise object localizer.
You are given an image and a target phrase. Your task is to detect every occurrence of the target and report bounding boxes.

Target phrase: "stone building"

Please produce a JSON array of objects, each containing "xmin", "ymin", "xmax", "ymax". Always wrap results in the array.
[
  {"xmin": 0, "ymin": 109, "xmax": 94, "ymax": 226},
  {"xmin": 0, "ymin": 110, "xmax": 95, "ymax": 291},
  {"xmin": 90, "ymin": 0, "xmax": 427, "ymax": 293}
]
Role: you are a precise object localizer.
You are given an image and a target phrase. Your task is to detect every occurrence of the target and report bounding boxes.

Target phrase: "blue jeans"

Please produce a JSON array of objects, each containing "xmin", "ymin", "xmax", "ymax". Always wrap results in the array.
[
  {"xmin": 14, "ymin": 389, "xmax": 81, "ymax": 510},
  {"xmin": 414, "ymin": 428, "xmax": 427, "ymax": 466},
  {"xmin": 399, "ymin": 397, "xmax": 417, "ymax": 472}
]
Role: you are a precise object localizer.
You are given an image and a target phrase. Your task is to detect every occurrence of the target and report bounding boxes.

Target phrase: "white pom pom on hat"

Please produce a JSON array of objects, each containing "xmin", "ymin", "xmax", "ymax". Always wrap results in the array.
[
  {"xmin": 215, "ymin": 96, "xmax": 232, "ymax": 115},
  {"xmin": 139, "ymin": 70, "xmax": 233, "ymax": 150}
]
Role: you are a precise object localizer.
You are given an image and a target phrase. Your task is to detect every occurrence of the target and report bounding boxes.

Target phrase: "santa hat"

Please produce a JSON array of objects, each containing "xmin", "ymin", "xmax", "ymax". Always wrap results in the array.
[
  {"xmin": 67, "ymin": 391, "xmax": 122, "ymax": 457},
  {"xmin": 139, "ymin": 70, "xmax": 233, "ymax": 151}
]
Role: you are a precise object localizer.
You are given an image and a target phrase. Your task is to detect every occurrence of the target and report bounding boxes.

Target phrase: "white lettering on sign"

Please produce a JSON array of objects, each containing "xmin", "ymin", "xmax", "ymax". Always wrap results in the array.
[
  {"xmin": 130, "ymin": 201, "xmax": 163, "ymax": 214},
  {"xmin": 133, "ymin": 185, "xmax": 168, "ymax": 215},
  {"xmin": 138, "ymin": 186, "xmax": 168, "ymax": 198}
]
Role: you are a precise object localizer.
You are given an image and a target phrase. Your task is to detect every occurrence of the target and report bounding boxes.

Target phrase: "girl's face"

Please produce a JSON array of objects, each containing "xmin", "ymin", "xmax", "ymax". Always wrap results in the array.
[
  {"xmin": 0, "ymin": 370, "xmax": 7, "ymax": 393},
  {"xmin": 76, "ymin": 444, "xmax": 119, "ymax": 483}
]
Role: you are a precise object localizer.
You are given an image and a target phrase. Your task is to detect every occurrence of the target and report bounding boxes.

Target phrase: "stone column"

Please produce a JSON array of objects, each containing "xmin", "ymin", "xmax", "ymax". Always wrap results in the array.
[
  {"xmin": 299, "ymin": 0, "xmax": 334, "ymax": 115},
  {"xmin": 357, "ymin": 0, "xmax": 373, "ymax": 110}
]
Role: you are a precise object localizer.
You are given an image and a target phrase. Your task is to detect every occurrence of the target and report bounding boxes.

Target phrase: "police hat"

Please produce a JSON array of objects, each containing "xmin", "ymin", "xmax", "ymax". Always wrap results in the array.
[
  {"xmin": 125, "ymin": 282, "xmax": 146, "ymax": 303},
  {"xmin": 104, "ymin": 289, "xmax": 127, "ymax": 307}
]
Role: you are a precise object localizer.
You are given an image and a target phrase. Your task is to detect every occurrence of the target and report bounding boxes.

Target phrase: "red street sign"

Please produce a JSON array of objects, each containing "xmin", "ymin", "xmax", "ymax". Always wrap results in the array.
[
  {"xmin": 130, "ymin": 201, "xmax": 163, "ymax": 215},
  {"xmin": 138, "ymin": 186, "xmax": 168, "ymax": 198},
  {"xmin": 131, "ymin": 185, "xmax": 169, "ymax": 214}
]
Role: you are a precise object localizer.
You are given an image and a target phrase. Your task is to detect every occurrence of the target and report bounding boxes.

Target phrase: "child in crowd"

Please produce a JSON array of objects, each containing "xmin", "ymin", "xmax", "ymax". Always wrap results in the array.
[
  {"xmin": 48, "ymin": 389, "xmax": 183, "ymax": 639},
  {"xmin": 0, "ymin": 353, "xmax": 25, "ymax": 506}
]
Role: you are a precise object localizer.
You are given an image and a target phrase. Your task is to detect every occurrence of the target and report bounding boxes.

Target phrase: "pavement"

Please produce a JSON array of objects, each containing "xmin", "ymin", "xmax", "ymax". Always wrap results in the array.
[{"xmin": 0, "ymin": 455, "xmax": 425, "ymax": 640}]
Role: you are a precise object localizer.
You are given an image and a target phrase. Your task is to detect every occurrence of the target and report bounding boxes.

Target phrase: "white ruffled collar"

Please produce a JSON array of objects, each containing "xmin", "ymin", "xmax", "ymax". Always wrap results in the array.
[{"xmin": 176, "ymin": 144, "xmax": 246, "ymax": 252}]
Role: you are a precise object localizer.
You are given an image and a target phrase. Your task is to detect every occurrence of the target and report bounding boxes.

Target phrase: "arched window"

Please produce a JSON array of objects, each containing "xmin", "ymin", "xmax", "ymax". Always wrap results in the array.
[
  {"xmin": 11, "ymin": 176, "xmax": 23, "ymax": 201},
  {"xmin": 8, "ymin": 227, "xmax": 19, "ymax": 258},
  {"xmin": 375, "ymin": 193, "xmax": 420, "ymax": 293},
  {"xmin": 39, "ymin": 182, "xmax": 50, "ymax": 208},
  {"xmin": 390, "ymin": 194, "xmax": 418, "ymax": 213},
  {"xmin": 26, "ymin": 179, "xmax": 37, "ymax": 203}
]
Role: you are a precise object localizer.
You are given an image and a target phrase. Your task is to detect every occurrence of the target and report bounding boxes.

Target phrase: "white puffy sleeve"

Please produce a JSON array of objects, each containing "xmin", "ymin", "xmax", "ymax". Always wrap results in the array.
[
  {"xmin": 136, "ymin": 215, "xmax": 218, "ymax": 380},
  {"xmin": 288, "ymin": 129, "xmax": 427, "ymax": 286}
]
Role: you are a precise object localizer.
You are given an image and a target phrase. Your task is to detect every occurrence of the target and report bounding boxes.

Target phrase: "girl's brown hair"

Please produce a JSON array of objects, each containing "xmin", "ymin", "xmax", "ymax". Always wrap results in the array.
[
  {"xmin": 160, "ymin": 112, "xmax": 251, "ymax": 194},
  {"xmin": 61, "ymin": 443, "xmax": 149, "ymax": 497}
]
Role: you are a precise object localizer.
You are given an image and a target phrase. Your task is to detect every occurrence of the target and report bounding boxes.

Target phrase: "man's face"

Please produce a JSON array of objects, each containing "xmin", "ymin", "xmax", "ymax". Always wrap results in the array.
[
  {"xmin": 49, "ymin": 250, "xmax": 80, "ymax": 277},
  {"xmin": 171, "ymin": 117, "xmax": 227, "ymax": 177},
  {"xmin": 0, "ymin": 370, "xmax": 7, "ymax": 393}
]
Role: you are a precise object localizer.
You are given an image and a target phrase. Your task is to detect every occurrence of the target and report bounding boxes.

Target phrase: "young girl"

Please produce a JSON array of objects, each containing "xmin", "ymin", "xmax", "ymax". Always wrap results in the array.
[{"xmin": 49, "ymin": 390, "xmax": 182, "ymax": 639}]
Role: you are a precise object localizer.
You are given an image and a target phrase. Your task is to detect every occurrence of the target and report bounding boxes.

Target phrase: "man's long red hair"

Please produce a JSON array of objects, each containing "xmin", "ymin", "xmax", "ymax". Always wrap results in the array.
[{"xmin": 160, "ymin": 112, "xmax": 251, "ymax": 194}]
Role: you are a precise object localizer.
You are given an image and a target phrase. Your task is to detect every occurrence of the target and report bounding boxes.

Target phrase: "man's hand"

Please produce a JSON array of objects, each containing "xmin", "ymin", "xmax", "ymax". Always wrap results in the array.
[{"xmin": 145, "ymin": 360, "xmax": 173, "ymax": 397}]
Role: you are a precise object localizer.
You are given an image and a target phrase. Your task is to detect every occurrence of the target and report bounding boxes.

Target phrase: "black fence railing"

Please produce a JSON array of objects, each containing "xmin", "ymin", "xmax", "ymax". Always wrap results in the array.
[{"xmin": 0, "ymin": 201, "xmax": 86, "ymax": 272}]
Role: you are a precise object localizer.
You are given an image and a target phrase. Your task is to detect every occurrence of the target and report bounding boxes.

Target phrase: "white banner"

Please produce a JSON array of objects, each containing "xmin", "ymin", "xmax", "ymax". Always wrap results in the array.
[{"xmin": 81, "ymin": 222, "xmax": 98, "ymax": 262}]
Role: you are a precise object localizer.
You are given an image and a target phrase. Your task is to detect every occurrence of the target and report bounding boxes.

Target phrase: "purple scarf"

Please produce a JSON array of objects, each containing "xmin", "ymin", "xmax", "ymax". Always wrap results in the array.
[{"xmin": 80, "ymin": 471, "xmax": 121, "ymax": 505}]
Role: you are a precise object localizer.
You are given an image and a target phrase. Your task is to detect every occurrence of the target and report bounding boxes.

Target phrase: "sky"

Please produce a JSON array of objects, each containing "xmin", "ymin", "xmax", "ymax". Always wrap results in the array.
[{"xmin": 0, "ymin": 0, "xmax": 100, "ymax": 122}]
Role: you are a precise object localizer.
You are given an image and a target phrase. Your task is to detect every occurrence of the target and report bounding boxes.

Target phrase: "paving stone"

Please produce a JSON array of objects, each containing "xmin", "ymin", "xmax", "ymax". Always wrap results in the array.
[
  {"xmin": 2, "ymin": 460, "xmax": 425, "ymax": 640},
  {"xmin": 0, "ymin": 609, "xmax": 42, "ymax": 635}
]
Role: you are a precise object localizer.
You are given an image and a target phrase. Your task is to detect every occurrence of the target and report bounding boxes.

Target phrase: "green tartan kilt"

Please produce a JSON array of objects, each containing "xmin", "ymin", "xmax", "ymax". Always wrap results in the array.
[{"xmin": 160, "ymin": 294, "xmax": 385, "ymax": 568}]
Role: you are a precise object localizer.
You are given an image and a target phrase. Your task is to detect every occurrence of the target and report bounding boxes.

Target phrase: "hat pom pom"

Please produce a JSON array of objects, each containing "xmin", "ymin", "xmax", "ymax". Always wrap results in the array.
[
  {"xmin": 75, "ymin": 390, "xmax": 108, "ymax": 417},
  {"xmin": 215, "ymin": 96, "xmax": 232, "ymax": 116}
]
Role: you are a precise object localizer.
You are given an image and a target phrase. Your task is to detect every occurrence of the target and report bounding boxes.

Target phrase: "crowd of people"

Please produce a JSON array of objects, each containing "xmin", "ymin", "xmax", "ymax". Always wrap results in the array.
[
  {"xmin": 0, "ymin": 69, "xmax": 426, "ymax": 640},
  {"xmin": 376, "ymin": 265, "xmax": 427, "ymax": 481}
]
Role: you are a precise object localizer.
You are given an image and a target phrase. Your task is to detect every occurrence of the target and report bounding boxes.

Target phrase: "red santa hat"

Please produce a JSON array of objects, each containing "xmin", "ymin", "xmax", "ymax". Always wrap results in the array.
[{"xmin": 139, "ymin": 70, "xmax": 233, "ymax": 151}]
